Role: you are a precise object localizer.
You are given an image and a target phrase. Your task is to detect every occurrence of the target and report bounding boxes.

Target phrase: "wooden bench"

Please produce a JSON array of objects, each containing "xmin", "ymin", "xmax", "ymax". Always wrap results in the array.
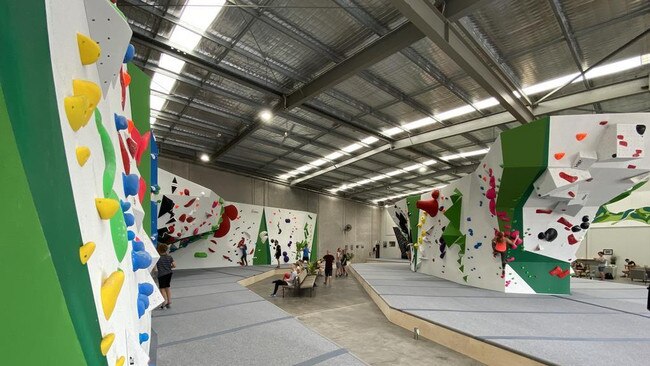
[
  {"xmin": 281, "ymin": 271, "xmax": 317, "ymax": 297},
  {"xmin": 629, "ymin": 267, "xmax": 649, "ymax": 282}
]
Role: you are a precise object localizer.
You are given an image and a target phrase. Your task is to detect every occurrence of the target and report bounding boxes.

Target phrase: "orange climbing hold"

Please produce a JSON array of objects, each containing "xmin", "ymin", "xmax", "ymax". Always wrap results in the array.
[
  {"xmin": 576, "ymin": 133, "xmax": 587, "ymax": 141},
  {"xmin": 554, "ymin": 152, "xmax": 565, "ymax": 160}
]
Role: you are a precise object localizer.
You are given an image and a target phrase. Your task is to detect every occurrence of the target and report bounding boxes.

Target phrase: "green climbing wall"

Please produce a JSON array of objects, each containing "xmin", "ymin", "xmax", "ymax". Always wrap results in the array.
[
  {"xmin": 0, "ymin": 2, "xmax": 104, "ymax": 364},
  {"xmin": 311, "ymin": 220, "xmax": 319, "ymax": 262},
  {"xmin": 127, "ymin": 64, "xmax": 152, "ymax": 235},
  {"xmin": 497, "ymin": 117, "xmax": 569, "ymax": 294},
  {"xmin": 442, "ymin": 189, "xmax": 467, "ymax": 280},
  {"xmin": 253, "ymin": 211, "xmax": 270, "ymax": 265}
]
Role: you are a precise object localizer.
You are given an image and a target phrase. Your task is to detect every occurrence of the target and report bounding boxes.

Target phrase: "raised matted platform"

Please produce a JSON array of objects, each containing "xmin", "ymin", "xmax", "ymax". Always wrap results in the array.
[
  {"xmin": 152, "ymin": 265, "xmax": 365, "ymax": 366},
  {"xmin": 350, "ymin": 262, "xmax": 650, "ymax": 366}
]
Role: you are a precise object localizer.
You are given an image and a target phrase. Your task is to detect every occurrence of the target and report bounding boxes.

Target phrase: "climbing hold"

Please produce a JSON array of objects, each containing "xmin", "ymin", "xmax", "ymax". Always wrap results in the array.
[
  {"xmin": 138, "ymin": 283, "xmax": 154, "ymax": 296},
  {"xmin": 101, "ymin": 270, "xmax": 125, "ymax": 320},
  {"xmin": 567, "ymin": 234, "xmax": 578, "ymax": 245},
  {"xmin": 123, "ymin": 44, "xmax": 135, "ymax": 63},
  {"xmin": 576, "ymin": 133, "xmax": 587, "ymax": 141},
  {"xmin": 114, "ymin": 114, "xmax": 128, "ymax": 131},
  {"xmin": 132, "ymin": 250, "xmax": 152, "ymax": 271},
  {"xmin": 224, "ymin": 205, "xmax": 238, "ymax": 220},
  {"xmin": 122, "ymin": 173, "xmax": 139, "ymax": 197},
  {"xmin": 582, "ymin": 215, "xmax": 590, "ymax": 222},
  {"xmin": 571, "ymin": 225, "xmax": 581, "ymax": 232},
  {"xmin": 127, "ymin": 230, "xmax": 135, "ymax": 241},
  {"xmin": 132, "ymin": 240, "xmax": 145, "ymax": 252},
  {"xmin": 76, "ymin": 33, "xmax": 101, "ymax": 65},
  {"xmin": 549, "ymin": 266, "xmax": 562, "ymax": 276},
  {"xmin": 76, "ymin": 146, "xmax": 91, "ymax": 166},
  {"xmin": 559, "ymin": 172, "xmax": 578, "ymax": 183},
  {"xmin": 79, "ymin": 241, "xmax": 96, "ymax": 264},
  {"xmin": 64, "ymin": 95, "xmax": 90, "ymax": 131},
  {"xmin": 544, "ymin": 228, "xmax": 558, "ymax": 241},
  {"xmin": 194, "ymin": 252, "xmax": 208, "ymax": 258},
  {"xmin": 636, "ymin": 124, "xmax": 646, "ymax": 136},
  {"xmin": 139, "ymin": 333, "xmax": 149, "ymax": 344},
  {"xmin": 213, "ymin": 216, "xmax": 231, "ymax": 238},
  {"xmin": 95, "ymin": 198, "xmax": 120, "ymax": 219},
  {"xmin": 100, "ymin": 333, "xmax": 115, "ymax": 356},
  {"xmin": 554, "ymin": 152, "xmax": 565, "ymax": 160},
  {"xmin": 137, "ymin": 293, "xmax": 149, "ymax": 318},
  {"xmin": 123, "ymin": 213, "xmax": 134, "ymax": 227},
  {"xmin": 116, "ymin": 356, "xmax": 125, "ymax": 366},
  {"xmin": 138, "ymin": 177, "xmax": 147, "ymax": 203},
  {"xmin": 72, "ymin": 79, "xmax": 101, "ymax": 114},
  {"xmin": 580, "ymin": 222, "xmax": 590, "ymax": 230},
  {"xmin": 120, "ymin": 200, "xmax": 131, "ymax": 212}
]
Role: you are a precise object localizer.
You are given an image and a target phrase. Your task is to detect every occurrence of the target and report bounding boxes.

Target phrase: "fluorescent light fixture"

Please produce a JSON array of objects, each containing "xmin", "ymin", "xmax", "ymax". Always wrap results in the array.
[
  {"xmin": 403, "ymin": 117, "xmax": 436, "ymax": 130},
  {"xmin": 169, "ymin": 26, "xmax": 203, "ymax": 52},
  {"xmin": 583, "ymin": 56, "xmax": 642, "ymax": 79},
  {"xmin": 385, "ymin": 169, "xmax": 403, "ymax": 177},
  {"xmin": 158, "ymin": 54, "xmax": 185, "ymax": 74},
  {"xmin": 403, "ymin": 163, "xmax": 423, "ymax": 172},
  {"xmin": 473, "ymin": 97, "xmax": 499, "ymax": 110},
  {"xmin": 361, "ymin": 136, "xmax": 379, "ymax": 145},
  {"xmin": 310, "ymin": 159, "xmax": 328, "ymax": 167},
  {"xmin": 325, "ymin": 152, "xmax": 344, "ymax": 160},
  {"xmin": 150, "ymin": 95, "xmax": 166, "ymax": 111},
  {"xmin": 423, "ymin": 159, "xmax": 436, "ymax": 165},
  {"xmin": 441, "ymin": 148, "xmax": 490, "ymax": 161},
  {"xmin": 151, "ymin": 73, "xmax": 177, "ymax": 94},
  {"xmin": 180, "ymin": 0, "xmax": 226, "ymax": 30},
  {"xmin": 278, "ymin": 174, "xmax": 290, "ymax": 180},
  {"xmin": 297, "ymin": 165, "xmax": 314, "ymax": 172},
  {"xmin": 200, "ymin": 153, "xmax": 210, "ymax": 162},
  {"xmin": 259, "ymin": 109, "xmax": 273, "ymax": 122},
  {"xmin": 382, "ymin": 127, "xmax": 403, "ymax": 137},
  {"xmin": 342, "ymin": 143, "xmax": 363, "ymax": 153},
  {"xmin": 436, "ymin": 105, "xmax": 475, "ymax": 121}
]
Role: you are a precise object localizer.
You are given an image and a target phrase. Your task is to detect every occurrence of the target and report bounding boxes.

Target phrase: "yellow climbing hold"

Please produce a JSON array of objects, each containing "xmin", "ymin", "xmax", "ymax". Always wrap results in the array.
[
  {"xmin": 64, "ymin": 95, "xmax": 90, "ymax": 131},
  {"xmin": 95, "ymin": 198, "xmax": 120, "ymax": 219},
  {"xmin": 76, "ymin": 146, "xmax": 91, "ymax": 166},
  {"xmin": 115, "ymin": 356, "xmax": 125, "ymax": 366},
  {"xmin": 101, "ymin": 270, "xmax": 124, "ymax": 320},
  {"xmin": 72, "ymin": 79, "xmax": 101, "ymax": 114},
  {"xmin": 77, "ymin": 33, "xmax": 101, "ymax": 65},
  {"xmin": 100, "ymin": 333, "xmax": 115, "ymax": 356},
  {"xmin": 79, "ymin": 241, "xmax": 96, "ymax": 265}
]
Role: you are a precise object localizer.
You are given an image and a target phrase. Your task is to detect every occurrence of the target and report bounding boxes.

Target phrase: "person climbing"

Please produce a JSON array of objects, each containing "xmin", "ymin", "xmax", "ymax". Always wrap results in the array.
[
  {"xmin": 271, "ymin": 264, "xmax": 297, "ymax": 297},
  {"xmin": 240, "ymin": 242, "xmax": 248, "ymax": 266},
  {"xmin": 302, "ymin": 245, "xmax": 310, "ymax": 262},
  {"xmin": 492, "ymin": 231, "xmax": 514, "ymax": 278},
  {"xmin": 156, "ymin": 244, "xmax": 176, "ymax": 309},
  {"xmin": 275, "ymin": 244, "xmax": 282, "ymax": 268},
  {"xmin": 323, "ymin": 250, "xmax": 335, "ymax": 285}
]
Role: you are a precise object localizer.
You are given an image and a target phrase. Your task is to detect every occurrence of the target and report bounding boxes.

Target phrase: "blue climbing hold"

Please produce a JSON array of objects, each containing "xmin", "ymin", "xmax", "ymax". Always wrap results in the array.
[
  {"xmin": 120, "ymin": 200, "xmax": 131, "ymax": 212},
  {"xmin": 123, "ymin": 213, "xmax": 135, "ymax": 226},
  {"xmin": 139, "ymin": 333, "xmax": 150, "ymax": 344},
  {"xmin": 127, "ymin": 230, "xmax": 136, "ymax": 241},
  {"xmin": 132, "ymin": 240, "xmax": 145, "ymax": 252},
  {"xmin": 138, "ymin": 293, "xmax": 150, "ymax": 309},
  {"xmin": 114, "ymin": 113, "xmax": 128, "ymax": 131},
  {"xmin": 123, "ymin": 173, "xmax": 139, "ymax": 197},
  {"xmin": 132, "ymin": 250, "xmax": 152, "ymax": 271},
  {"xmin": 474, "ymin": 242, "xmax": 482, "ymax": 249},
  {"xmin": 123, "ymin": 44, "xmax": 135, "ymax": 63},
  {"xmin": 138, "ymin": 283, "xmax": 154, "ymax": 296},
  {"xmin": 137, "ymin": 298, "xmax": 146, "ymax": 318},
  {"xmin": 283, "ymin": 255, "xmax": 290, "ymax": 263}
]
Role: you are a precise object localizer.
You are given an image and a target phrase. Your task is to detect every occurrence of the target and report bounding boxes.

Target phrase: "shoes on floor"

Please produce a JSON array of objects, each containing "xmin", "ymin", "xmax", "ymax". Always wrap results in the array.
[
  {"xmin": 270, "ymin": 294, "xmax": 276, "ymax": 297},
  {"xmin": 166, "ymin": 304, "xmax": 172, "ymax": 309}
]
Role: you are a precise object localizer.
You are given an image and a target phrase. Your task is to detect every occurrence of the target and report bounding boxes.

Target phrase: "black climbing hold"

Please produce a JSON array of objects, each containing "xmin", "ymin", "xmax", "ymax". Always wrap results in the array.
[
  {"xmin": 636, "ymin": 124, "xmax": 646, "ymax": 135},
  {"xmin": 537, "ymin": 232, "xmax": 545, "ymax": 240},
  {"xmin": 612, "ymin": 153, "xmax": 617, "ymax": 158},
  {"xmin": 544, "ymin": 228, "xmax": 558, "ymax": 242},
  {"xmin": 582, "ymin": 215, "xmax": 589, "ymax": 222},
  {"xmin": 571, "ymin": 225, "xmax": 581, "ymax": 232},
  {"xmin": 580, "ymin": 222, "xmax": 590, "ymax": 230}
]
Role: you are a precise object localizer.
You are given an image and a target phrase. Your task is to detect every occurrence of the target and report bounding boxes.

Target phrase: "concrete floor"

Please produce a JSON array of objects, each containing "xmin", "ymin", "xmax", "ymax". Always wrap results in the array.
[{"xmin": 248, "ymin": 273, "xmax": 483, "ymax": 366}]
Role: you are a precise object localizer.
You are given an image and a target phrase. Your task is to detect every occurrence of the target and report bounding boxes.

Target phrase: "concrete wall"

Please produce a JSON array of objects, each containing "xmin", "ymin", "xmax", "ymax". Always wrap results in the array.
[
  {"xmin": 581, "ymin": 227, "xmax": 650, "ymax": 275},
  {"xmin": 379, "ymin": 209, "xmax": 402, "ymax": 259},
  {"xmin": 159, "ymin": 156, "xmax": 381, "ymax": 262}
]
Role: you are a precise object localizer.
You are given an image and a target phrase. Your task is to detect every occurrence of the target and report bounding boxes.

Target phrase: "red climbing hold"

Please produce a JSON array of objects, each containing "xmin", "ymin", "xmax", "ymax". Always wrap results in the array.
[
  {"xmin": 557, "ymin": 269, "xmax": 571, "ymax": 279},
  {"xmin": 536, "ymin": 209, "xmax": 553, "ymax": 214},
  {"xmin": 559, "ymin": 172, "xmax": 578, "ymax": 183},
  {"xmin": 599, "ymin": 120, "xmax": 608, "ymax": 125},
  {"xmin": 138, "ymin": 177, "xmax": 146, "ymax": 203},
  {"xmin": 186, "ymin": 216, "xmax": 195, "ymax": 223},
  {"xmin": 567, "ymin": 234, "xmax": 578, "ymax": 245},
  {"xmin": 179, "ymin": 214, "xmax": 187, "ymax": 222},
  {"xmin": 628, "ymin": 165, "xmax": 637, "ymax": 169},
  {"xmin": 193, "ymin": 227, "xmax": 199, "ymax": 236},
  {"xmin": 549, "ymin": 266, "xmax": 562, "ymax": 276},
  {"xmin": 212, "ymin": 200, "xmax": 219, "ymax": 208},
  {"xmin": 576, "ymin": 133, "xmax": 587, "ymax": 141},
  {"xmin": 118, "ymin": 135, "xmax": 131, "ymax": 174},
  {"xmin": 554, "ymin": 152, "xmax": 565, "ymax": 160},
  {"xmin": 224, "ymin": 205, "xmax": 238, "ymax": 220},
  {"xmin": 558, "ymin": 216, "xmax": 574, "ymax": 228},
  {"xmin": 619, "ymin": 141, "xmax": 628, "ymax": 147},
  {"xmin": 184, "ymin": 198, "xmax": 197, "ymax": 207},
  {"xmin": 485, "ymin": 188, "xmax": 496, "ymax": 199},
  {"xmin": 568, "ymin": 191, "xmax": 575, "ymax": 198}
]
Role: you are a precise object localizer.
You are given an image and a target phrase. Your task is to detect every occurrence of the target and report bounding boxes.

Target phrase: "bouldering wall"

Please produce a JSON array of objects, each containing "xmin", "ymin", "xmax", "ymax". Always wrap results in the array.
[
  {"xmin": 2, "ymin": 0, "xmax": 161, "ymax": 364},
  {"xmin": 389, "ymin": 114, "xmax": 650, "ymax": 294},
  {"xmin": 155, "ymin": 169, "xmax": 318, "ymax": 269}
]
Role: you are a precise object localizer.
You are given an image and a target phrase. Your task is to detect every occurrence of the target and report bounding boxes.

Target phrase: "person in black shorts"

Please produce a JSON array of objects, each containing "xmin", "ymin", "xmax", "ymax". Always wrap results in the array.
[
  {"xmin": 156, "ymin": 244, "xmax": 176, "ymax": 309},
  {"xmin": 240, "ymin": 242, "xmax": 248, "ymax": 266},
  {"xmin": 275, "ymin": 244, "xmax": 282, "ymax": 268},
  {"xmin": 323, "ymin": 250, "xmax": 335, "ymax": 286}
]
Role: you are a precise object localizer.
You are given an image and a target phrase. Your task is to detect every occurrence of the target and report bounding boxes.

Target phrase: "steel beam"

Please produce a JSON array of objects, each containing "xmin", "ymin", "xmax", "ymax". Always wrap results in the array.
[
  {"xmin": 443, "ymin": 0, "xmax": 495, "ymax": 21},
  {"xmin": 390, "ymin": 0, "xmax": 535, "ymax": 123}
]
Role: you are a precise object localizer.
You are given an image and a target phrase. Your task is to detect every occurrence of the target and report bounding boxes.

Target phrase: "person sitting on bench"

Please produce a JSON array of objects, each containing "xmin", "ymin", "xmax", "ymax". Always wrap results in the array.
[
  {"xmin": 622, "ymin": 258, "xmax": 637, "ymax": 277},
  {"xmin": 271, "ymin": 264, "xmax": 297, "ymax": 297}
]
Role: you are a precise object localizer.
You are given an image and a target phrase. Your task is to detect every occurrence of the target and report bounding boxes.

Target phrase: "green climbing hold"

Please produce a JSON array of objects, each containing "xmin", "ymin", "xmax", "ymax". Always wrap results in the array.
[{"xmin": 194, "ymin": 252, "xmax": 208, "ymax": 258}]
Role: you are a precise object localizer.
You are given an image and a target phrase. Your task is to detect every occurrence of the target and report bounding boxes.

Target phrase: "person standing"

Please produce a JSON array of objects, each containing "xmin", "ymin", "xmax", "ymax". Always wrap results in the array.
[
  {"xmin": 340, "ymin": 249, "xmax": 348, "ymax": 277},
  {"xmin": 595, "ymin": 251, "xmax": 606, "ymax": 280},
  {"xmin": 323, "ymin": 250, "xmax": 335, "ymax": 286},
  {"xmin": 302, "ymin": 245, "xmax": 310, "ymax": 262},
  {"xmin": 156, "ymin": 244, "xmax": 176, "ymax": 309},
  {"xmin": 275, "ymin": 244, "xmax": 282, "ymax": 268},
  {"xmin": 240, "ymin": 242, "xmax": 248, "ymax": 266},
  {"xmin": 335, "ymin": 248, "xmax": 343, "ymax": 277}
]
